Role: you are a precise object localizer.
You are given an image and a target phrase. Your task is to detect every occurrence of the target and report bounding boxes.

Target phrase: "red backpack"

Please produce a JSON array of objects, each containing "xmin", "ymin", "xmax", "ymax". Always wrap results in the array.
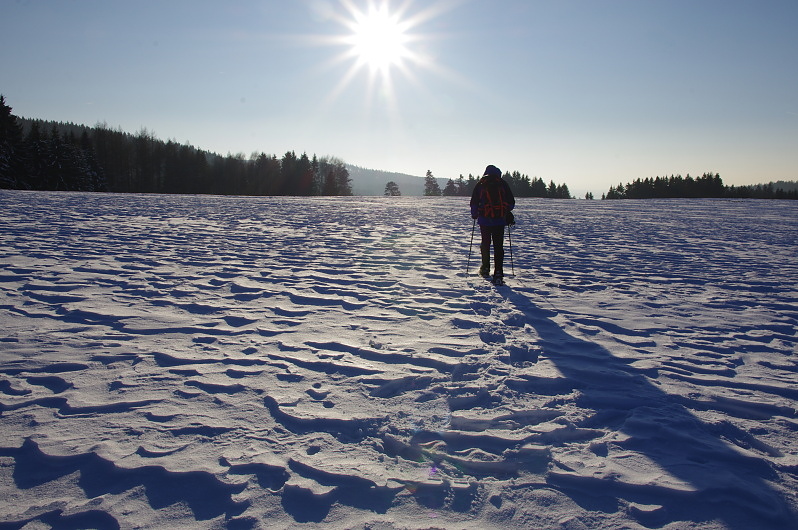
[{"xmin": 479, "ymin": 177, "xmax": 508, "ymax": 219}]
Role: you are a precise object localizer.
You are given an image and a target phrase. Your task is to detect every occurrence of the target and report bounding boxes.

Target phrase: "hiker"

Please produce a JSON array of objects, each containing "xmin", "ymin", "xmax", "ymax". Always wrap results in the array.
[{"xmin": 470, "ymin": 164, "xmax": 515, "ymax": 284}]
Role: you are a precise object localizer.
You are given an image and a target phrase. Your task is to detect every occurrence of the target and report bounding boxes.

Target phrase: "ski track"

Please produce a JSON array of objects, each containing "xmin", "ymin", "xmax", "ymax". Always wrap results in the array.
[{"xmin": 0, "ymin": 190, "xmax": 796, "ymax": 529}]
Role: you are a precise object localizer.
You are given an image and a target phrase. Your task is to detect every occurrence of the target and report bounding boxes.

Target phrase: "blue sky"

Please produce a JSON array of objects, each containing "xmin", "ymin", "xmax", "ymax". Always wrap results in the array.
[{"xmin": 2, "ymin": 0, "xmax": 796, "ymax": 195}]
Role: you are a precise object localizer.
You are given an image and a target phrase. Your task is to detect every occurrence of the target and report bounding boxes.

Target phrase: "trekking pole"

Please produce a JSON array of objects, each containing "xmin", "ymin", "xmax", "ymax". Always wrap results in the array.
[
  {"xmin": 507, "ymin": 224, "xmax": 515, "ymax": 276},
  {"xmin": 466, "ymin": 218, "xmax": 476, "ymax": 275}
]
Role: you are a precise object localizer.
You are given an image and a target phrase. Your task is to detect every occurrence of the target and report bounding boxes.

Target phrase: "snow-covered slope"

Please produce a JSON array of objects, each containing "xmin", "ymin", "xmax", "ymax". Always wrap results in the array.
[{"xmin": 0, "ymin": 191, "xmax": 796, "ymax": 529}]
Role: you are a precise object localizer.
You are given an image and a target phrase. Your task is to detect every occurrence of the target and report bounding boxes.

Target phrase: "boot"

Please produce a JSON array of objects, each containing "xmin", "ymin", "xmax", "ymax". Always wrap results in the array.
[
  {"xmin": 494, "ymin": 246, "xmax": 504, "ymax": 281},
  {"xmin": 479, "ymin": 249, "xmax": 490, "ymax": 277}
]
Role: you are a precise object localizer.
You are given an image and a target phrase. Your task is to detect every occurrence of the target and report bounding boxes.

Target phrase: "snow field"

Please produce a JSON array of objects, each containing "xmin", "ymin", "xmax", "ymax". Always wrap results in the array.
[{"xmin": 0, "ymin": 191, "xmax": 796, "ymax": 529}]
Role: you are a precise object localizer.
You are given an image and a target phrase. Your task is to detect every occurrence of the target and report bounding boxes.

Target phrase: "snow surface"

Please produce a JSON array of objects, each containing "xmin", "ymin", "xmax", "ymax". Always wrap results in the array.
[{"xmin": 0, "ymin": 190, "xmax": 796, "ymax": 529}]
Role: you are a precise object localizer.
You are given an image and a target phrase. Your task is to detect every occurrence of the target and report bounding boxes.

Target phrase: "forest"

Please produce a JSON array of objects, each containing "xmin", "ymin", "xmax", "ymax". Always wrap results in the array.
[
  {"xmin": 604, "ymin": 173, "xmax": 798, "ymax": 200},
  {"xmin": 1, "ymin": 95, "xmax": 576, "ymax": 199},
  {"xmin": 432, "ymin": 171, "xmax": 572, "ymax": 199},
  {"xmin": 3, "ymin": 95, "xmax": 793, "ymax": 200},
  {"xmin": 0, "ymin": 96, "xmax": 352, "ymax": 197}
]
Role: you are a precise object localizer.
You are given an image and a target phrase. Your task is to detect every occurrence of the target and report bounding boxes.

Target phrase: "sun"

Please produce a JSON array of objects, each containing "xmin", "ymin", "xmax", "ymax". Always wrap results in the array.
[
  {"xmin": 331, "ymin": 0, "xmax": 429, "ymax": 87},
  {"xmin": 315, "ymin": 0, "xmax": 458, "ymax": 112},
  {"xmin": 348, "ymin": 4, "xmax": 411, "ymax": 73}
]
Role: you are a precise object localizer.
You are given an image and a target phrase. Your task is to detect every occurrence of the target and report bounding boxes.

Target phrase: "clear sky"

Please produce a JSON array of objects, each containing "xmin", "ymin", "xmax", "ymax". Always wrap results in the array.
[{"xmin": 2, "ymin": 0, "xmax": 796, "ymax": 195}]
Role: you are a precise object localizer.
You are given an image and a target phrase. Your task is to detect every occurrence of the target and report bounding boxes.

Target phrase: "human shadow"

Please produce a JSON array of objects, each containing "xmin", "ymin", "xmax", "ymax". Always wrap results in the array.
[{"xmin": 501, "ymin": 286, "xmax": 797, "ymax": 529}]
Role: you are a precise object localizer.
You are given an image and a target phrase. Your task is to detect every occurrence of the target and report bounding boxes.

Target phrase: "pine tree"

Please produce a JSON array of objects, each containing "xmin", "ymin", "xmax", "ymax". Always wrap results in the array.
[
  {"xmin": 530, "ymin": 177, "xmax": 547, "ymax": 198},
  {"xmin": 296, "ymin": 152, "xmax": 313, "ymax": 195},
  {"xmin": 442, "ymin": 179, "xmax": 458, "ymax": 196},
  {"xmin": 455, "ymin": 175, "xmax": 468, "ymax": 196},
  {"xmin": 0, "ymin": 95, "xmax": 24, "ymax": 188},
  {"xmin": 279, "ymin": 150, "xmax": 297, "ymax": 195},
  {"xmin": 424, "ymin": 170, "xmax": 441, "ymax": 196}
]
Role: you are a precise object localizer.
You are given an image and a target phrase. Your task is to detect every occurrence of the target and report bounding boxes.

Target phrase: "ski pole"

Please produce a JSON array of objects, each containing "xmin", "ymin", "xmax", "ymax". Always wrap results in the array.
[
  {"xmin": 507, "ymin": 224, "xmax": 515, "ymax": 276},
  {"xmin": 466, "ymin": 218, "xmax": 476, "ymax": 275}
]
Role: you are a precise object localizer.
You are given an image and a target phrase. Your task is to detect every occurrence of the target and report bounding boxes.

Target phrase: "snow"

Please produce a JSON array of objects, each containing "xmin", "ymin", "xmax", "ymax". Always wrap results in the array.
[{"xmin": 0, "ymin": 190, "xmax": 796, "ymax": 529}]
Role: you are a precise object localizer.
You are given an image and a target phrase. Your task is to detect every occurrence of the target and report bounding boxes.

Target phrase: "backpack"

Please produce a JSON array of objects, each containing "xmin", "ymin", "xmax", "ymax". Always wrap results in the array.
[{"xmin": 479, "ymin": 177, "xmax": 509, "ymax": 219}]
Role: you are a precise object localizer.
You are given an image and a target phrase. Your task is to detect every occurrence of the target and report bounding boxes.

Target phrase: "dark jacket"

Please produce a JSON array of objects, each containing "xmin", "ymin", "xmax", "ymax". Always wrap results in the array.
[{"xmin": 470, "ymin": 176, "xmax": 515, "ymax": 226}]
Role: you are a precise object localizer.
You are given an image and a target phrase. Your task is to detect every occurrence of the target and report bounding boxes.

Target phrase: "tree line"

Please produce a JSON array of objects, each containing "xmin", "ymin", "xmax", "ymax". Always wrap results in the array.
[
  {"xmin": 9, "ymin": 94, "xmax": 790, "ymax": 202},
  {"xmin": 416, "ymin": 170, "xmax": 572, "ymax": 198},
  {"xmin": 603, "ymin": 173, "xmax": 797, "ymax": 200},
  {"xmin": 0, "ymin": 95, "xmax": 352, "ymax": 196}
]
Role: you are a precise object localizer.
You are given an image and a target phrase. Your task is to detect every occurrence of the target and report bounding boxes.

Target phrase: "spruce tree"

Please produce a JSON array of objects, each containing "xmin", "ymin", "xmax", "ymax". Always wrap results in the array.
[
  {"xmin": 442, "ymin": 179, "xmax": 458, "ymax": 196},
  {"xmin": 424, "ymin": 170, "xmax": 441, "ymax": 196},
  {"xmin": 0, "ymin": 95, "xmax": 24, "ymax": 188}
]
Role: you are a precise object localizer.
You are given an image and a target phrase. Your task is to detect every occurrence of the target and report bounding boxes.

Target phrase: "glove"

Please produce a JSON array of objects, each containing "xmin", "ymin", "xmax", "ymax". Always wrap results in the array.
[{"xmin": 471, "ymin": 214, "xmax": 478, "ymax": 219}]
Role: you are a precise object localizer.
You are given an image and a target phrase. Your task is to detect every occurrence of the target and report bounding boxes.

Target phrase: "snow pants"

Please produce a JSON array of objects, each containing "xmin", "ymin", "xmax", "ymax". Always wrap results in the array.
[{"xmin": 480, "ymin": 225, "xmax": 505, "ymax": 277}]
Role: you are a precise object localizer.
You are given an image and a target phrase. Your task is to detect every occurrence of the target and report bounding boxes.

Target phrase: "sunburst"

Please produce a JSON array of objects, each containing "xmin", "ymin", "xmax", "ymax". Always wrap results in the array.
[
  {"xmin": 320, "ymin": 0, "xmax": 445, "ymax": 110},
  {"xmin": 346, "ymin": 2, "xmax": 412, "ymax": 73}
]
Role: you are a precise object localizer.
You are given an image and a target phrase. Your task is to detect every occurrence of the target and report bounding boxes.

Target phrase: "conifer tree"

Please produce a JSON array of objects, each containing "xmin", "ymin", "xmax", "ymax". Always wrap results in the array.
[
  {"xmin": 424, "ymin": 170, "xmax": 441, "ymax": 196},
  {"xmin": 0, "ymin": 95, "xmax": 24, "ymax": 188},
  {"xmin": 442, "ymin": 179, "xmax": 458, "ymax": 196}
]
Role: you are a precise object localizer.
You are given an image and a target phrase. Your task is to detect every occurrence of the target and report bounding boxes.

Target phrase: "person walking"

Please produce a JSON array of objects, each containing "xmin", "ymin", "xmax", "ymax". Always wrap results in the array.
[{"xmin": 470, "ymin": 164, "xmax": 515, "ymax": 285}]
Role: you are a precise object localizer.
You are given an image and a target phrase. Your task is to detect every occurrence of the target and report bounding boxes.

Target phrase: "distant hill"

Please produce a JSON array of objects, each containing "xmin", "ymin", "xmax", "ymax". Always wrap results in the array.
[{"xmin": 347, "ymin": 165, "xmax": 447, "ymax": 196}]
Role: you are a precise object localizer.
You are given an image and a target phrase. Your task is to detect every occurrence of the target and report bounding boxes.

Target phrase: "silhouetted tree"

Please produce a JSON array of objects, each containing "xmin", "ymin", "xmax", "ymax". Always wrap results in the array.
[
  {"xmin": 318, "ymin": 156, "xmax": 351, "ymax": 196},
  {"xmin": 251, "ymin": 152, "xmax": 280, "ymax": 196},
  {"xmin": 424, "ymin": 170, "xmax": 441, "ymax": 196},
  {"xmin": 442, "ymin": 179, "xmax": 458, "ymax": 196},
  {"xmin": 384, "ymin": 181, "xmax": 401, "ymax": 196},
  {"xmin": 602, "ymin": 172, "xmax": 754, "ymax": 200},
  {"xmin": 0, "ymin": 95, "xmax": 25, "ymax": 188},
  {"xmin": 296, "ymin": 152, "xmax": 314, "ymax": 195}
]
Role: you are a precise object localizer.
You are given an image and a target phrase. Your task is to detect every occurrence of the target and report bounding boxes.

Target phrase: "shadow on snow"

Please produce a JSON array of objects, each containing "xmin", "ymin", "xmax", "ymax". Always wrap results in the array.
[{"xmin": 502, "ymin": 285, "xmax": 796, "ymax": 529}]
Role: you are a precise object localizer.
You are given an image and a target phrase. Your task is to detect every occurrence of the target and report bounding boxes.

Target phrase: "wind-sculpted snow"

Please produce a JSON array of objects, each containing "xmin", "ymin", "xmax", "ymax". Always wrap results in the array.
[{"xmin": 0, "ymin": 190, "xmax": 796, "ymax": 529}]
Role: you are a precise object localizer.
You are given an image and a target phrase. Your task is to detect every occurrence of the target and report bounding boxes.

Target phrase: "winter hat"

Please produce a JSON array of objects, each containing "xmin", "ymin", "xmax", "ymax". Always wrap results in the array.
[{"xmin": 483, "ymin": 165, "xmax": 501, "ymax": 178}]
